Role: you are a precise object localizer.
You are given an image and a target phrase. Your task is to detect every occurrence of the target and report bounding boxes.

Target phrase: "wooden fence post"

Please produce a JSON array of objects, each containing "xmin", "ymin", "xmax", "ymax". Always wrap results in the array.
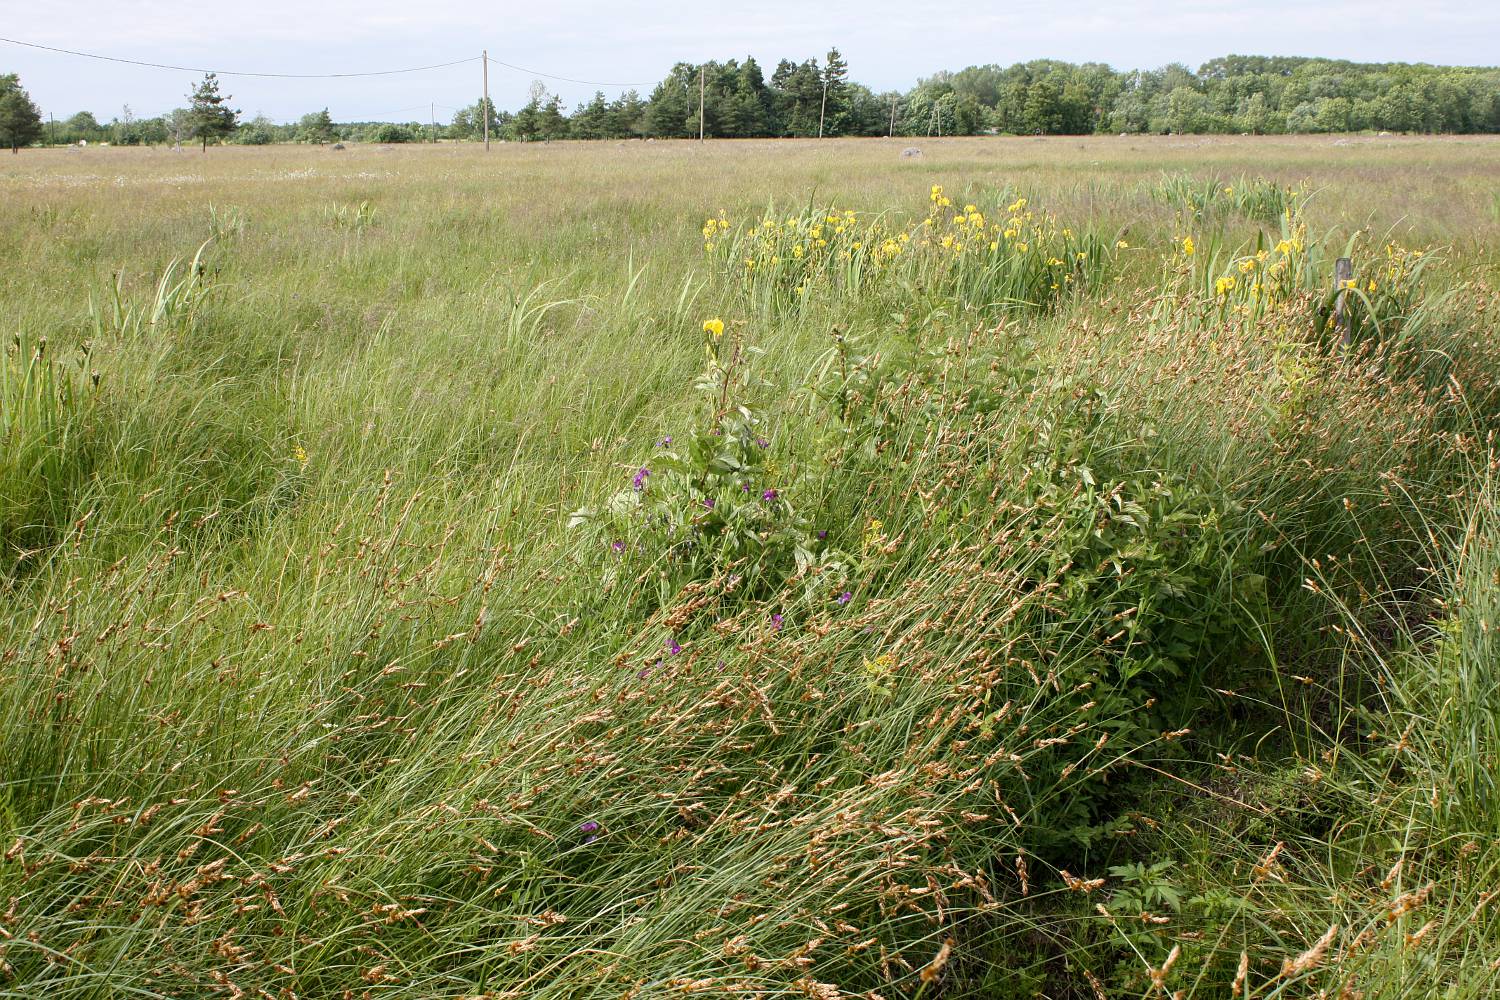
[{"xmin": 1334, "ymin": 256, "xmax": 1353, "ymax": 351}]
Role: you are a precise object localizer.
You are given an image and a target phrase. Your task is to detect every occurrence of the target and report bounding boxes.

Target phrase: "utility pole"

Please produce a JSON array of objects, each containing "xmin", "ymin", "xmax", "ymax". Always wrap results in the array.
[
  {"xmin": 698, "ymin": 65, "xmax": 705, "ymax": 141},
  {"xmin": 431, "ymin": 102, "xmax": 436, "ymax": 144},
  {"xmin": 480, "ymin": 49, "xmax": 492, "ymax": 152},
  {"xmin": 888, "ymin": 96, "xmax": 897, "ymax": 137},
  {"xmin": 49, "ymin": 112, "xmax": 55, "ymax": 146},
  {"xmin": 818, "ymin": 79, "xmax": 828, "ymax": 138}
]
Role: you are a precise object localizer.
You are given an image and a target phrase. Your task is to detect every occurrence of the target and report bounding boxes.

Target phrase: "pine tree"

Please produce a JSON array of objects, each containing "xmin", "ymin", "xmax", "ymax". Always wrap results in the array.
[
  {"xmin": 187, "ymin": 73, "xmax": 239, "ymax": 152},
  {"xmin": 821, "ymin": 48, "xmax": 850, "ymax": 136},
  {"xmin": 298, "ymin": 108, "xmax": 334, "ymax": 144},
  {"xmin": 0, "ymin": 75, "xmax": 43, "ymax": 153}
]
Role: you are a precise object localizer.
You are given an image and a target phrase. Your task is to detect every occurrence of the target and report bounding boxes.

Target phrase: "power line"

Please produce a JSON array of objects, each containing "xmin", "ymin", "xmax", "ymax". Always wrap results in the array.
[
  {"xmin": 0, "ymin": 35, "xmax": 477, "ymax": 79},
  {"xmin": 0, "ymin": 34, "xmax": 654, "ymax": 88},
  {"xmin": 484, "ymin": 54, "xmax": 650, "ymax": 89}
]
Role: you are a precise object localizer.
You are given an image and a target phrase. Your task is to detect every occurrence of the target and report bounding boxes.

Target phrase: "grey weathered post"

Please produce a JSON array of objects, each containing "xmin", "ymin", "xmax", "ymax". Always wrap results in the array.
[{"xmin": 1334, "ymin": 256, "xmax": 1353, "ymax": 351}]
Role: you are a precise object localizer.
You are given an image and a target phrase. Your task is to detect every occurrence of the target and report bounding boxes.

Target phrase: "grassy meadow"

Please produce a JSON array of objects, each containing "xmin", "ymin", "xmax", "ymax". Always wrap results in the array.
[{"xmin": 3, "ymin": 134, "xmax": 1500, "ymax": 998}]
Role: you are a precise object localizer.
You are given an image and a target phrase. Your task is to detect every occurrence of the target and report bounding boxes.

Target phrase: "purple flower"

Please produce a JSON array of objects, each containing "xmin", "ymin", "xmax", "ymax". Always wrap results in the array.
[
  {"xmin": 579, "ymin": 820, "xmax": 600, "ymax": 834},
  {"xmin": 632, "ymin": 467, "xmax": 650, "ymax": 492},
  {"xmin": 761, "ymin": 488, "xmax": 778, "ymax": 502},
  {"xmin": 659, "ymin": 436, "xmax": 673, "ymax": 447},
  {"xmin": 740, "ymin": 482, "xmax": 751, "ymax": 493},
  {"xmin": 701, "ymin": 497, "xmax": 715, "ymax": 510},
  {"xmin": 771, "ymin": 613, "xmax": 784, "ymax": 631},
  {"xmin": 836, "ymin": 591, "xmax": 852, "ymax": 605},
  {"xmin": 611, "ymin": 540, "xmax": 625, "ymax": 554},
  {"xmin": 667, "ymin": 637, "xmax": 682, "ymax": 656},
  {"xmin": 756, "ymin": 437, "xmax": 769, "ymax": 449},
  {"xmin": 817, "ymin": 530, "xmax": 828, "ymax": 540}
]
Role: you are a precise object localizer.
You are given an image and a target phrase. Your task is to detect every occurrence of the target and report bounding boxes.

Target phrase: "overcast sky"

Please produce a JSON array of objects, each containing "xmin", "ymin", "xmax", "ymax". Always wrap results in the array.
[{"xmin": 3, "ymin": 1, "xmax": 1498, "ymax": 123}]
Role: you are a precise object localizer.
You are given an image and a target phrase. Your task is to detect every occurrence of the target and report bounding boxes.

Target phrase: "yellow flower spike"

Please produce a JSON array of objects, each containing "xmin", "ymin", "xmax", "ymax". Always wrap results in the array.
[
  {"xmin": 702, "ymin": 318, "xmax": 725, "ymax": 338},
  {"xmin": 1182, "ymin": 236, "xmax": 1196, "ymax": 256},
  {"xmin": 1116, "ymin": 239, "xmax": 1129, "ymax": 249},
  {"xmin": 989, "ymin": 241, "xmax": 999, "ymax": 252},
  {"xmin": 293, "ymin": 444, "xmax": 308, "ymax": 466}
]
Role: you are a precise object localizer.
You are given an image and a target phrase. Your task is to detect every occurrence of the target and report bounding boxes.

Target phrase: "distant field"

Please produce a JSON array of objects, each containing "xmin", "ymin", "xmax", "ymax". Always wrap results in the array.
[{"xmin": 2, "ymin": 135, "xmax": 1499, "ymax": 998}]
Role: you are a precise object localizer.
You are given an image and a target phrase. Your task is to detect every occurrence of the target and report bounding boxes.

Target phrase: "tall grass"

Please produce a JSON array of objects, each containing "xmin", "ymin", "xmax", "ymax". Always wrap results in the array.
[{"xmin": 0, "ymin": 137, "xmax": 1497, "ymax": 997}]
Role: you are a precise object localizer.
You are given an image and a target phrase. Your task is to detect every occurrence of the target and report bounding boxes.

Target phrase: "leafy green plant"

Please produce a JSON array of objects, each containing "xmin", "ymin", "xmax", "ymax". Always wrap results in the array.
[
  {"xmin": 324, "ymin": 198, "xmax": 377, "ymax": 231},
  {"xmin": 207, "ymin": 203, "xmax": 245, "ymax": 242},
  {"xmin": 88, "ymin": 238, "xmax": 214, "ymax": 339},
  {"xmin": 571, "ymin": 319, "xmax": 846, "ymax": 608}
]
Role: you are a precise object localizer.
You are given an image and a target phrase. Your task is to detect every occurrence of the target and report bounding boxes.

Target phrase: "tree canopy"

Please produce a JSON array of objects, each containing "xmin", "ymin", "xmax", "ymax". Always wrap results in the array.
[
  {"xmin": 0, "ymin": 74, "xmax": 43, "ymax": 153},
  {"xmin": 10, "ymin": 51, "xmax": 1500, "ymax": 149},
  {"xmin": 187, "ymin": 73, "xmax": 239, "ymax": 151}
]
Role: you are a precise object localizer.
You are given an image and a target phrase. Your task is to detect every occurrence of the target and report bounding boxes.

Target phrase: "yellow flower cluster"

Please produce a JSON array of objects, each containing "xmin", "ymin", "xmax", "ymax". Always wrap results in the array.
[
  {"xmin": 1197, "ymin": 216, "xmax": 1424, "ymax": 329},
  {"xmin": 702, "ymin": 186, "xmax": 1115, "ymax": 314},
  {"xmin": 701, "ymin": 214, "xmax": 730, "ymax": 252}
]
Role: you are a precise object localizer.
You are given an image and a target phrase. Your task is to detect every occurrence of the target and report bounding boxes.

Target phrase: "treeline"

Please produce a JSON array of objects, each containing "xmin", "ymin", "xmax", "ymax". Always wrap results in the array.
[
  {"xmin": 14, "ymin": 51, "xmax": 1500, "ymax": 148},
  {"xmin": 460, "ymin": 51, "xmax": 1500, "ymax": 139}
]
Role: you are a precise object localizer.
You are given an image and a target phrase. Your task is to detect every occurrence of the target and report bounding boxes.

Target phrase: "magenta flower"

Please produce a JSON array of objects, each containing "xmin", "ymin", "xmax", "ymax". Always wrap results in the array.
[
  {"xmin": 836, "ymin": 591, "xmax": 852, "ymax": 605},
  {"xmin": 667, "ymin": 637, "xmax": 682, "ymax": 656},
  {"xmin": 611, "ymin": 540, "xmax": 625, "ymax": 554},
  {"xmin": 701, "ymin": 497, "xmax": 715, "ymax": 510},
  {"xmin": 771, "ymin": 613, "xmax": 783, "ymax": 631},
  {"xmin": 633, "ymin": 467, "xmax": 650, "ymax": 492},
  {"xmin": 761, "ymin": 488, "xmax": 778, "ymax": 502}
]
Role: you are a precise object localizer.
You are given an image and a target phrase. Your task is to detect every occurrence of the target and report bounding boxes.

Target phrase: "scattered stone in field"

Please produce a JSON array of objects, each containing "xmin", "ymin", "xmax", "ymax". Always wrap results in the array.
[
  {"xmin": 331, "ymin": 143, "xmax": 345, "ymax": 151},
  {"xmin": 901, "ymin": 147, "xmax": 922, "ymax": 158}
]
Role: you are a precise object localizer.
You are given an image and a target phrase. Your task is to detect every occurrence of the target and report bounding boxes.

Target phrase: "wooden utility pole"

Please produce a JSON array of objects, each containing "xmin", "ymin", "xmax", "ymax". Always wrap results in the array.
[
  {"xmin": 482, "ymin": 50, "xmax": 490, "ymax": 151},
  {"xmin": 888, "ymin": 96, "xmax": 897, "ymax": 137},
  {"xmin": 698, "ymin": 65, "xmax": 705, "ymax": 141},
  {"xmin": 1334, "ymin": 257, "xmax": 1353, "ymax": 351},
  {"xmin": 431, "ymin": 102, "xmax": 437, "ymax": 143},
  {"xmin": 818, "ymin": 79, "xmax": 828, "ymax": 138}
]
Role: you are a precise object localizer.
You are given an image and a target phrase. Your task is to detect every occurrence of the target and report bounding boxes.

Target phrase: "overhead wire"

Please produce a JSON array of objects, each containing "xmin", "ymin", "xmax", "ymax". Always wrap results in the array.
[{"xmin": 0, "ymin": 35, "xmax": 652, "ymax": 87}]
